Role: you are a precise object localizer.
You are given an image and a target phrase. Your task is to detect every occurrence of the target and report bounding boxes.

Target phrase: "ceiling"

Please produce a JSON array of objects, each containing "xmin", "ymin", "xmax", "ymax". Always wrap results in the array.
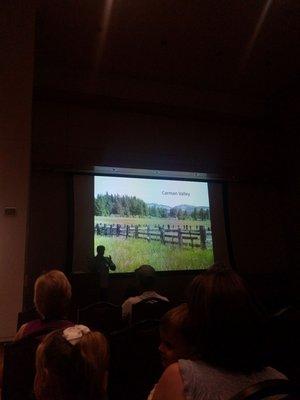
[{"xmin": 34, "ymin": 0, "xmax": 300, "ymax": 118}]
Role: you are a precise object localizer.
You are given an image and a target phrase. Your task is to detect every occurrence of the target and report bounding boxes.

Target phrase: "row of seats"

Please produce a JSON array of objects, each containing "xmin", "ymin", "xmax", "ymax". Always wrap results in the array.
[
  {"xmin": 2, "ymin": 299, "xmax": 172, "ymax": 400},
  {"xmin": 77, "ymin": 297, "xmax": 171, "ymax": 332},
  {"xmin": 17, "ymin": 298, "xmax": 172, "ymax": 333},
  {"xmin": 2, "ymin": 320, "xmax": 162, "ymax": 400},
  {"xmin": 3, "ymin": 266, "xmax": 299, "ymax": 400},
  {"xmin": 3, "ymin": 323, "xmax": 300, "ymax": 400}
]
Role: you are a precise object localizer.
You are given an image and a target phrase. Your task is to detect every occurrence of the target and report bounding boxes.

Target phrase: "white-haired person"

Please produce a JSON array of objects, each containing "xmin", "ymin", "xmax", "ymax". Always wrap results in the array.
[
  {"xmin": 15, "ymin": 270, "xmax": 74, "ymax": 340},
  {"xmin": 34, "ymin": 325, "xmax": 109, "ymax": 400}
]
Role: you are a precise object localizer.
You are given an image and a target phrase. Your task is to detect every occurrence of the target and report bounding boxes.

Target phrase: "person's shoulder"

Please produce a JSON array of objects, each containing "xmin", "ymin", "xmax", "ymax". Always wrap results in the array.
[
  {"xmin": 94, "ymin": 255, "xmax": 108, "ymax": 267},
  {"xmin": 14, "ymin": 322, "xmax": 29, "ymax": 341},
  {"xmin": 260, "ymin": 366, "xmax": 288, "ymax": 380},
  {"xmin": 164, "ymin": 362, "xmax": 181, "ymax": 377},
  {"xmin": 153, "ymin": 363, "xmax": 185, "ymax": 400},
  {"xmin": 122, "ymin": 296, "xmax": 142, "ymax": 320},
  {"xmin": 178, "ymin": 359, "xmax": 200, "ymax": 377},
  {"xmin": 122, "ymin": 295, "xmax": 142, "ymax": 306},
  {"xmin": 154, "ymin": 292, "xmax": 169, "ymax": 302},
  {"xmin": 14, "ymin": 319, "xmax": 41, "ymax": 340},
  {"xmin": 178, "ymin": 358, "xmax": 225, "ymax": 385},
  {"xmin": 160, "ymin": 294, "xmax": 169, "ymax": 302}
]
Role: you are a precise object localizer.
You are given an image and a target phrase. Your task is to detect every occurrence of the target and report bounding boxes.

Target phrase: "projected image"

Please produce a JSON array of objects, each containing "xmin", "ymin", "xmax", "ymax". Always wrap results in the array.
[{"xmin": 94, "ymin": 176, "xmax": 214, "ymax": 272}]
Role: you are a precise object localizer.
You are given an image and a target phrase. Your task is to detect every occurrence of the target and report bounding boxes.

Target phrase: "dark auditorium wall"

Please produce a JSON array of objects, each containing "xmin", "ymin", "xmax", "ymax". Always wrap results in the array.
[
  {"xmin": 275, "ymin": 93, "xmax": 300, "ymax": 306},
  {"xmin": 24, "ymin": 99, "xmax": 297, "ymax": 309},
  {"xmin": 0, "ymin": 1, "xmax": 35, "ymax": 339}
]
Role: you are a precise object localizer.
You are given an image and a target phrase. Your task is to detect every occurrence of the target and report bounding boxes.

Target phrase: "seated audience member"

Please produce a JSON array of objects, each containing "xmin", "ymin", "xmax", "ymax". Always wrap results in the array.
[
  {"xmin": 152, "ymin": 264, "xmax": 287, "ymax": 400},
  {"xmin": 122, "ymin": 265, "xmax": 169, "ymax": 322},
  {"xmin": 34, "ymin": 325, "xmax": 109, "ymax": 400},
  {"xmin": 159, "ymin": 304, "xmax": 194, "ymax": 369},
  {"xmin": 15, "ymin": 270, "xmax": 74, "ymax": 340},
  {"xmin": 148, "ymin": 304, "xmax": 195, "ymax": 400},
  {"xmin": 122, "ymin": 282, "xmax": 140, "ymax": 300}
]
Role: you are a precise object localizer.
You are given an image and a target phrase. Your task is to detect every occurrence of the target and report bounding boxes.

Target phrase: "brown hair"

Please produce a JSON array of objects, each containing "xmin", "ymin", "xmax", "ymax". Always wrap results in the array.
[
  {"xmin": 160, "ymin": 303, "xmax": 188, "ymax": 334},
  {"xmin": 34, "ymin": 270, "xmax": 72, "ymax": 319},
  {"xmin": 187, "ymin": 264, "xmax": 266, "ymax": 373},
  {"xmin": 135, "ymin": 264, "xmax": 156, "ymax": 290},
  {"xmin": 160, "ymin": 304, "xmax": 194, "ymax": 360},
  {"xmin": 34, "ymin": 329, "xmax": 109, "ymax": 400}
]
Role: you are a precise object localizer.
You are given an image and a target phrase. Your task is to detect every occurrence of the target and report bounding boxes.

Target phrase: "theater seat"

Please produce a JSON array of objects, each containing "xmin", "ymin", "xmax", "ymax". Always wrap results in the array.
[
  {"xmin": 77, "ymin": 301, "xmax": 123, "ymax": 333},
  {"xmin": 131, "ymin": 297, "xmax": 172, "ymax": 324},
  {"xmin": 2, "ymin": 327, "xmax": 58, "ymax": 400},
  {"xmin": 229, "ymin": 379, "xmax": 300, "ymax": 400},
  {"xmin": 17, "ymin": 308, "xmax": 39, "ymax": 330},
  {"xmin": 108, "ymin": 319, "xmax": 162, "ymax": 400},
  {"xmin": 266, "ymin": 306, "xmax": 300, "ymax": 382}
]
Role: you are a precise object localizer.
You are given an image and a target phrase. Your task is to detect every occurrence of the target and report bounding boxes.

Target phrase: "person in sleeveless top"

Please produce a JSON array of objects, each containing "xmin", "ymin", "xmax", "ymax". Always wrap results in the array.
[
  {"xmin": 158, "ymin": 304, "xmax": 194, "ymax": 369},
  {"xmin": 148, "ymin": 304, "xmax": 195, "ymax": 400},
  {"xmin": 15, "ymin": 270, "xmax": 74, "ymax": 340},
  {"xmin": 152, "ymin": 264, "xmax": 287, "ymax": 400}
]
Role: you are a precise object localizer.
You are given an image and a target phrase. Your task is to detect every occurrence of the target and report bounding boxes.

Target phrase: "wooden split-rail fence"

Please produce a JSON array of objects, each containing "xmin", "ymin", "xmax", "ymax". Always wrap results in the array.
[{"xmin": 95, "ymin": 223, "xmax": 212, "ymax": 249}]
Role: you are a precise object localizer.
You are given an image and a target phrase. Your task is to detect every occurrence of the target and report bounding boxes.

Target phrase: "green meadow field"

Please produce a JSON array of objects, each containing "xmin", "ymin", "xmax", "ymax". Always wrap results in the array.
[{"xmin": 94, "ymin": 235, "xmax": 214, "ymax": 273}]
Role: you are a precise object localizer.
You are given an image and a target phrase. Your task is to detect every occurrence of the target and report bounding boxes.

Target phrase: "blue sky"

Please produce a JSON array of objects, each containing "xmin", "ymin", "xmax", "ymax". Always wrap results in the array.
[{"xmin": 94, "ymin": 176, "xmax": 209, "ymax": 207}]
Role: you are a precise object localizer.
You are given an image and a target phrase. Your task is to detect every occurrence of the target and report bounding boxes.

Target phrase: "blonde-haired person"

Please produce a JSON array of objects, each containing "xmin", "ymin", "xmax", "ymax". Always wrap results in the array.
[
  {"xmin": 148, "ymin": 304, "xmax": 195, "ymax": 400},
  {"xmin": 15, "ymin": 270, "xmax": 74, "ymax": 340},
  {"xmin": 158, "ymin": 304, "xmax": 194, "ymax": 369},
  {"xmin": 34, "ymin": 325, "xmax": 109, "ymax": 400}
]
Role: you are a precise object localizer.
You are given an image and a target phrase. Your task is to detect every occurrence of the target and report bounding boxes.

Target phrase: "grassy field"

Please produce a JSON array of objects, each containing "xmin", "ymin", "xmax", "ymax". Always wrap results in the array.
[
  {"xmin": 95, "ymin": 216, "xmax": 211, "ymax": 229},
  {"xmin": 95, "ymin": 235, "xmax": 214, "ymax": 273}
]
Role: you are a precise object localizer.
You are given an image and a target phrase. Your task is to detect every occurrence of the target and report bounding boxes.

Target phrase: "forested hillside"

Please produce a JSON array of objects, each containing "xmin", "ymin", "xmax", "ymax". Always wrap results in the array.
[{"xmin": 94, "ymin": 193, "xmax": 209, "ymax": 220}]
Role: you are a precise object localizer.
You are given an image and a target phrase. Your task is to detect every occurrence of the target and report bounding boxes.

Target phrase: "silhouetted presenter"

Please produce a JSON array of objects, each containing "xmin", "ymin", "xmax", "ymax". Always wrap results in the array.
[{"xmin": 91, "ymin": 245, "xmax": 116, "ymax": 300}]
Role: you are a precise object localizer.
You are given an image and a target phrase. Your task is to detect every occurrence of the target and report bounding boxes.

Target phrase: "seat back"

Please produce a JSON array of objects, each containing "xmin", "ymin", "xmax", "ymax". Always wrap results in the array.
[
  {"xmin": 77, "ymin": 301, "xmax": 122, "ymax": 333},
  {"xmin": 230, "ymin": 379, "xmax": 300, "ymax": 400},
  {"xmin": 2, "ymin": 327, "xmax": 63, "ymax": 400},
  {"xmin": 131, "ymin": 297, "xmax": 171, "ymax": 323},
  {"xmin": 17, "ymin": 308, "xmax": 39, "ymax": 330},
  {"xmin": 108, "ymin": 319, "xmax": 162, "ymax": 400},
  {"xmin": 2, "ymin": 337, "xmax": 39, "ymax": 400},
  {"xmin": 266, "ymin": 307, "xmax": 300, "ymax": 382}
]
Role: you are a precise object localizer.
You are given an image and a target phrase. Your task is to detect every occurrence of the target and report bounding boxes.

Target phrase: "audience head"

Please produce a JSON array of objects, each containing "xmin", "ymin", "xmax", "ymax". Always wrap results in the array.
[
  {"xmin": 159, "ymin": 304, "xmax": 193, "ymax": 368},
  {"xmin": 96, "ymin": 245, "xmax": 105, "ymax": 256},
  {"xmin": 135, "ymin": 264, "xmax": 156, "ymax": 291},
  {"xmin": 34, "ymin": 325, "xmax": 109, "ymax": 400},
  {"xmin": 34, "ymin": 270, "xmax": 72, "ymax": 320},
  {"xmin": 187, "ymin": 263, "xmax": 266, "ymax": 373}
]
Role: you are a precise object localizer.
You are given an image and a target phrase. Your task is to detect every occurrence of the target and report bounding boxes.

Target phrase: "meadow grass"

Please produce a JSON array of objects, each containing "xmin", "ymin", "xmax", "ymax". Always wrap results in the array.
[
  {"xmin": 95, "ymin": 236, "xmax": 214, "ymax": 272},
  {"xmin": 95, "ymin": 215, "xmax": 211, "ymax": 229}
]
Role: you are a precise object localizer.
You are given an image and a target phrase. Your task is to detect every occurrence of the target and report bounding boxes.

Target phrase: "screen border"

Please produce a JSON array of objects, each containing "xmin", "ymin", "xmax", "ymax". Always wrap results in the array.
[{"xmin": 69, "ymin": 167, "xmax": 235, "ymax": 275}]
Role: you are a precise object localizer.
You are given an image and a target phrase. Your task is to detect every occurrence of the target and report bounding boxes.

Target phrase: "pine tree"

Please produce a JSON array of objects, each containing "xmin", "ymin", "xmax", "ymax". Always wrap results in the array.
[{"xmin": 177, "ymin": 208, "xmax": 183, "ymax": 220}]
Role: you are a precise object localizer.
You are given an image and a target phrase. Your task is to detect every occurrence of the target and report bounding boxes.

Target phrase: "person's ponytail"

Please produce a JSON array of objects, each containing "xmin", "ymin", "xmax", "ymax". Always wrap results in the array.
[
  {"xmin": 74, "ymin": 331, "xmax": 109, "ymax": 399},
  {"xmin": 35, "ymin": 328, "xmax": 109, "ymax": 400}
]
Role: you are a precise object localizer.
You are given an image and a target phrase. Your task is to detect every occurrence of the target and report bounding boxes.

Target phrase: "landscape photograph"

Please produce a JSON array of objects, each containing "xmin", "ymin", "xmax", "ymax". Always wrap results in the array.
[{"xmin": 94, "ymin": 176, "xmax": 213, "ymax": 272}]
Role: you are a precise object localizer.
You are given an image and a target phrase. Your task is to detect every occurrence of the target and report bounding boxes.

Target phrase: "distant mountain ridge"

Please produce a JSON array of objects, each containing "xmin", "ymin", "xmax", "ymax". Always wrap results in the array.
[
  {"xmin": 147, "ymin": 203, "xmax": 209, "ymax": 211},
  {"xmin": 147, "ymin": 203, "xmax": 171, "ymax": 210},
  {"xmin": 173, "ymin": 204, "xmax": 210, "ymax": 212}
]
